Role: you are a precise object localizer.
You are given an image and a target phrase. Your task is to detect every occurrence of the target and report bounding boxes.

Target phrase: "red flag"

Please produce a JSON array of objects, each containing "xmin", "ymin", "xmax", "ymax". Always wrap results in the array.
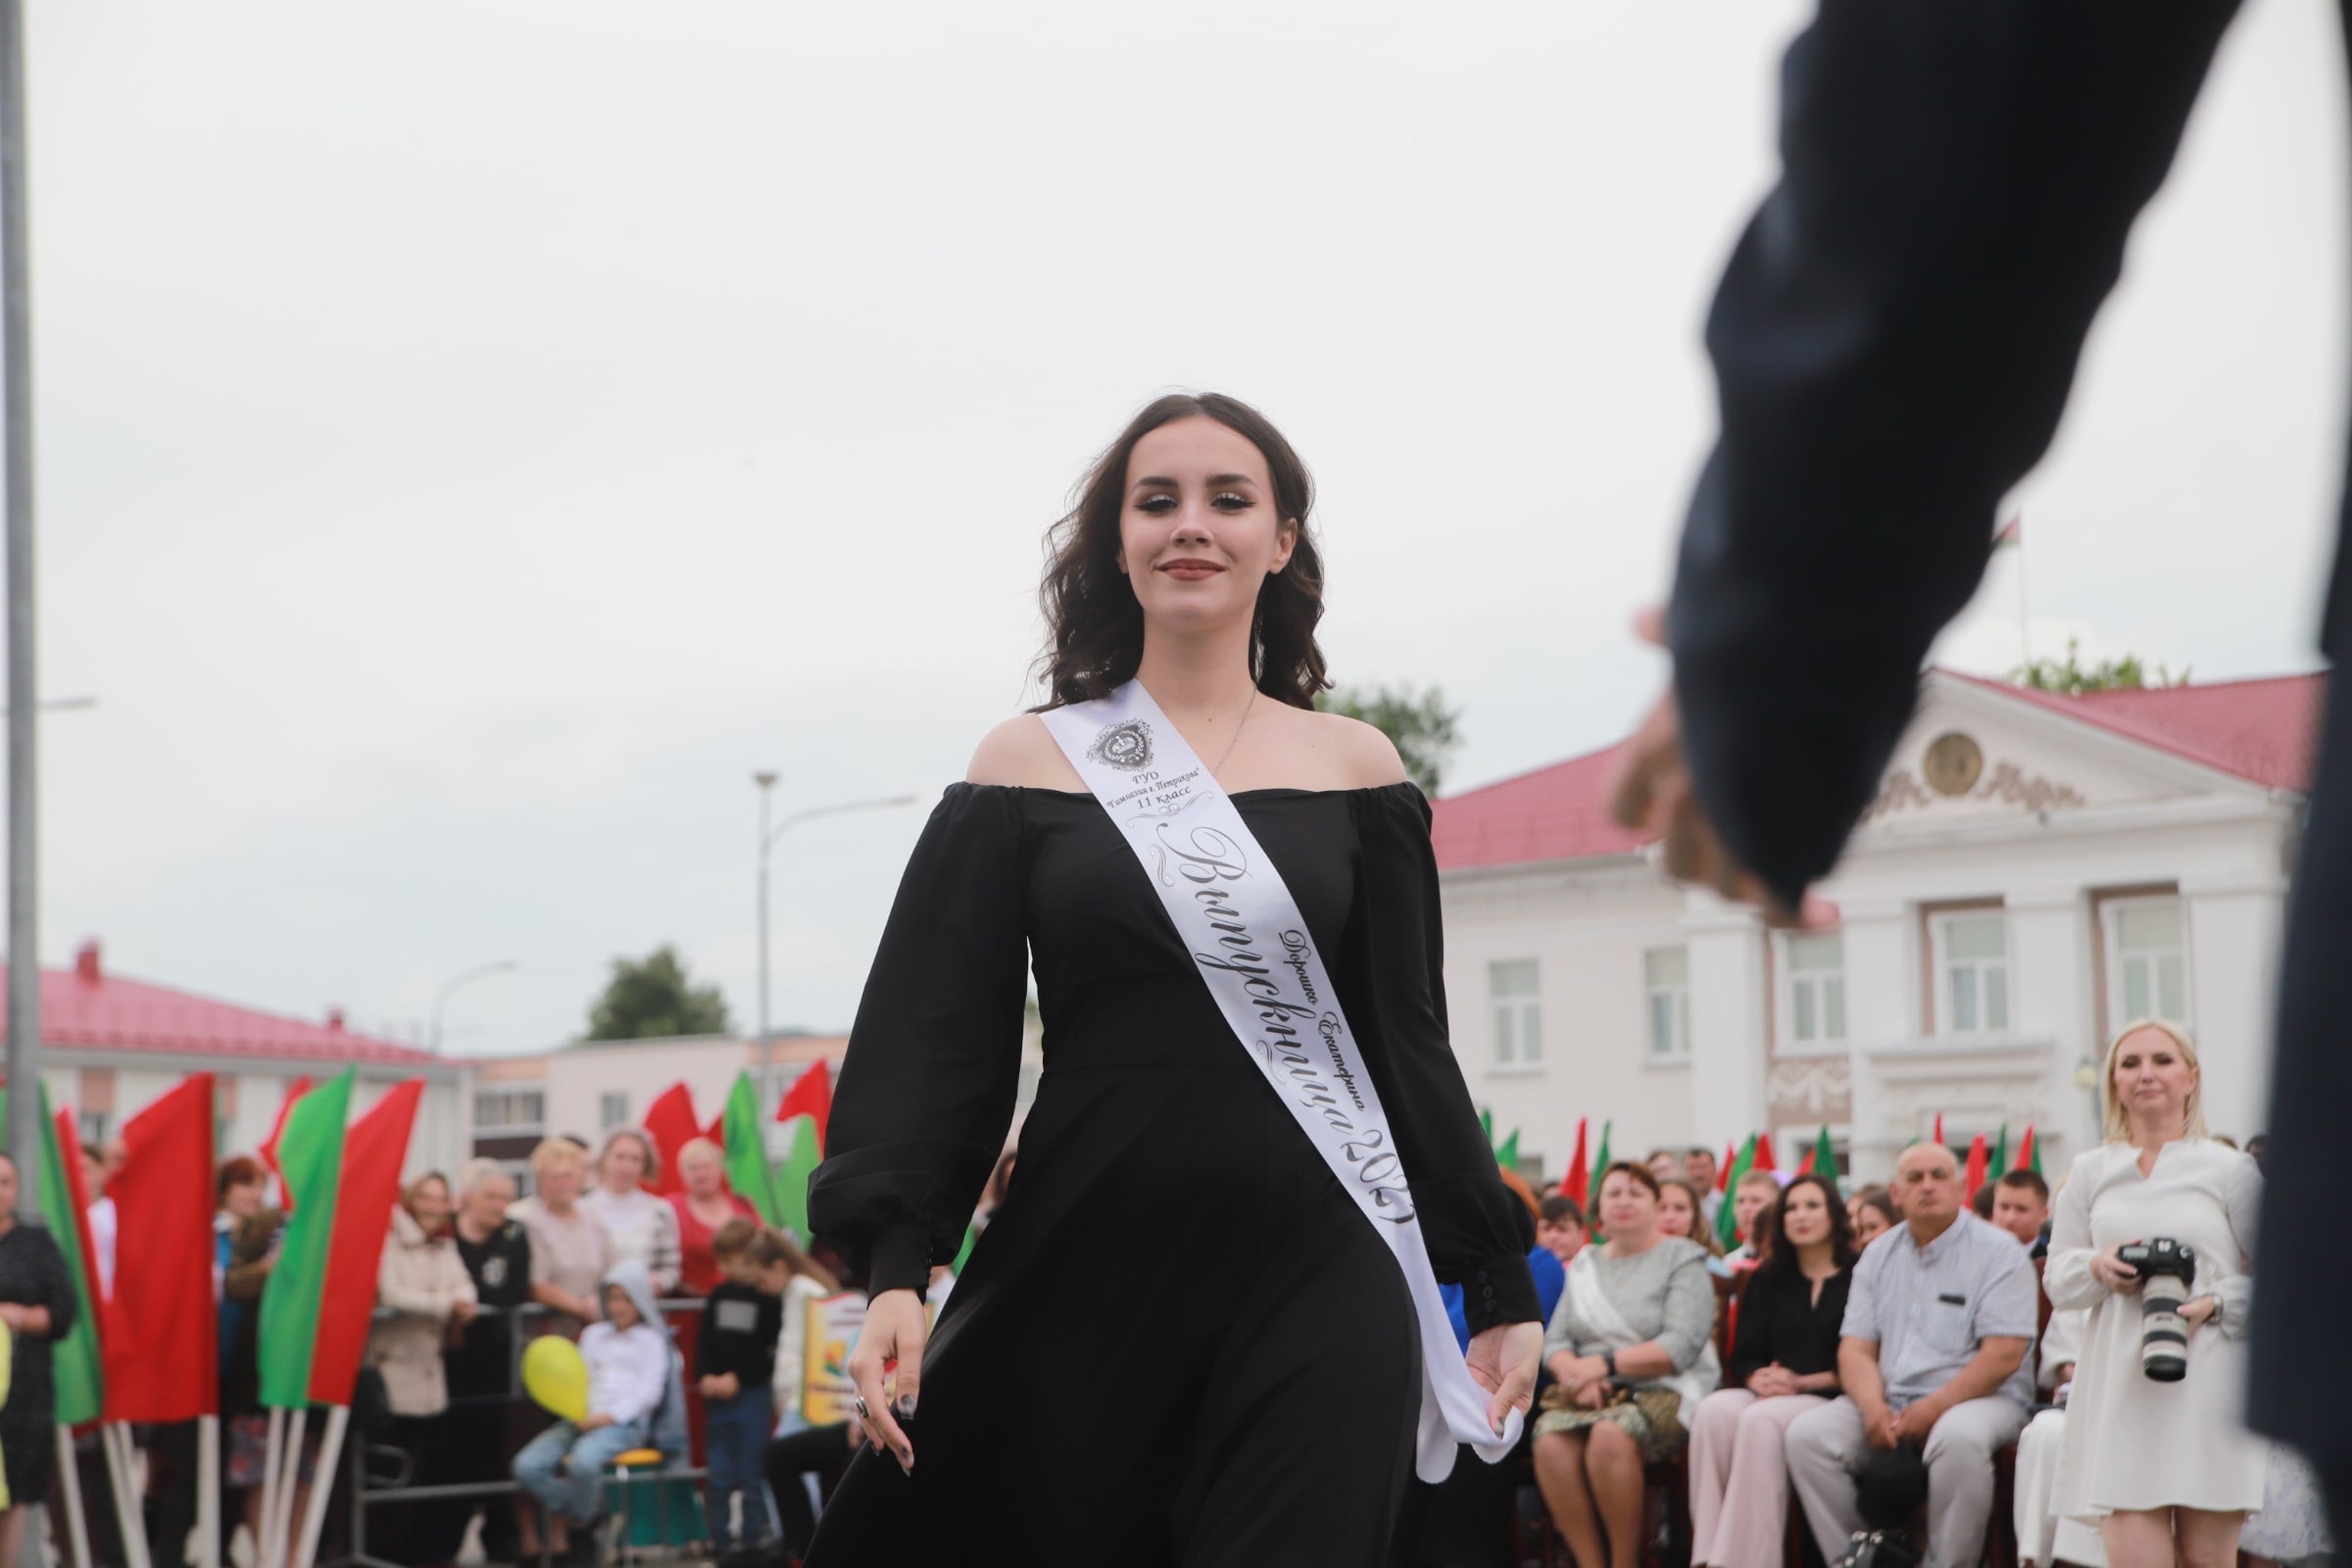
[
  {"xmin": 307, "ymin": 1080, "xmax": 423, "ymax": 1406},
  {"xmin": 641, "ymin": 1083, "xmax": 701, "ymax": 1198},
  {"xmin": 1933, "ymin": 1113, "xmax": 1945, "ymax": 1149},
  {"xmin": 774, "ymin": 1059, "xmax": 834, "ymax": 1151},
  {"xmin": 53, "ymin": 1108, "xmax": 108, "ymax": 1327},
  {"xmin": 260, "ymin": 1075, "xmax": 314, "ymax": 1211},
  {"xmin": 1715, "ymin": 1144, "xmax": 1735, "ymax": 1195},
  {"xmin": 1560, "ymin": 1117, "xmax": 1590, "ymax": 1207},
  {"xmin": 104, "ymin": 1076, "xmax": 220, "ymax": 1421},
  {"xmin": 1754, "ymin": 1133, "xmax": 1778, "ymax": 1174},
  {"xmin": 1796, "ymin": 1144, "xmax": 1816, "ymax": 1176},
  {"xmin": 1963, "ymin": 1132, "xmax": 1989, "ymax": 1199},
  {"xmin": 2016, "ymin": 1124, "xmax": 2042, "ymax": 1177}
]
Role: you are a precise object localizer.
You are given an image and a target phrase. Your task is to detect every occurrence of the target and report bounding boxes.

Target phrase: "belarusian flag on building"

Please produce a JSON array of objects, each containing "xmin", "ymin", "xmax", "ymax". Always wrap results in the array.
[{"xmin": 0, "ymin": 1085, "xmax": 104, "ymax": 1425}]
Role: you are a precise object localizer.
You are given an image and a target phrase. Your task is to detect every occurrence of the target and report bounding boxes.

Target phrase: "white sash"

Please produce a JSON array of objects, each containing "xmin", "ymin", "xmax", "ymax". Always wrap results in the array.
[
  {"xmin": 1040, "ymin": 680, "xmax": 1523, "ymax": 1483},
  {"xmin": 1563, "ymin": 1247, "xmax": 1719, "ymax": 1414}
]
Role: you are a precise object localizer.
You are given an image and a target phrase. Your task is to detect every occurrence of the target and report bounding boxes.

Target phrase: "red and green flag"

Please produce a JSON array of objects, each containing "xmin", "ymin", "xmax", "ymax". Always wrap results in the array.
[
  {"xmin": 1963, "ymin": 1132, "xmax": 1989, "ymax": 1199},
  {"xmin": 1590, "ymin": 1120, "xmax": 1611, "ymax": 1190},
  {"xmin": 773, "ymin": 1061, "xmax": 832, "ymax": 1247},
  {"xmin": 2014, "ymin": 1124, "xmax": 2043, "ymax": 1178},
  {"xmin": 1799, "ymin": 1124, "xmax": 1839, "ymax": 1185},
  {"xmin": 1559, "ymin": 1118, "xmax": 1591, "ymax": 1207},
  {"xmin": 258, "ymin": 1075, "xmax": 314, "ymax": 1212},
  {"xmin": 2, "ymin": 1086, "xmax": 104, "ymax": 1425},
  {"xmin": 1494, "ymin": 1129, "xmax": 1520, "ymax": 1173},
  {"xmin": 774, "ymin": 1059, "xmax": 834, "ymax": 1150},
  {"xmin": 1714, "ymin": 1134, "xmax": 1758, "ymax": 1249},
  {"xmin": 306, "ymin": 1079, "xmax": 424, "ymax": 1406},
  {"xmin": 1989, "ymin": 1124, "xmax": 2010, "ymax": 1183},
  {"xmin": 256, "ymin": 1071, "xmax": 354, "ymax": 1408},
  {"xmin": 103, "ymin": 1075, "xmax": 219, "ymax": 1423},
  {"xmin": 641, "ymin": 1083, "xmax": 708, "ymax": 1199},
  {"xmin": 719, "ymin": 1072, "xmax": 784, "ymax": 1229}
]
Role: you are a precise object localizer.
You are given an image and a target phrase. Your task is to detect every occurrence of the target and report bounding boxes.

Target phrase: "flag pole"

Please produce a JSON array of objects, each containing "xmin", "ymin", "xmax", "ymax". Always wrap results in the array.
[
  {"xmin": 195, "ymin": 1414, "xmax": 220, "ymax": 1568},
  {"xmin": 288, "ymin": 1405, "xmax": 346, "ymax": 1568},
  {"xmin": 256, "ymin": 1407, "xmax": 283, "ymax": 1568},
  {"xmin": 268, "ymin": 1408, "xmax": 308, "ymax": 1568},
  {"xmin": 50, "ymin": 1428, "xmax": 88, "ymax": 1568},
  {"xmin": 100, "ymin": 1423, "xmax": 152, "ymax": 1568}
]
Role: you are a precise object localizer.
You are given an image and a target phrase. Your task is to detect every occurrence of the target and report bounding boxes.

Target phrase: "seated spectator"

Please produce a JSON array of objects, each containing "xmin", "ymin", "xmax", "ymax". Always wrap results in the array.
[
  {"xmin": 1691, "ymin": 1173, "xmax": 1857, "ymax": 1568},
  {"xmin": 1646, "ymin": 1149, "xmax": 1683, "ymax": 1187},
  {"xmin": 2013, "ymin": 1305, "xmax": 2104, "ymax": 1568},
  {"xmin": 1685, "ymin": 1148, "xmax": 1723, "ymax": 1227},
  {"xmin": 1538, "ymin": 1195, "xmax": 1587, "ymax": 1267},
  {"xmin": 1988, "ymin": 1171, "xmax": 2049, "ymax": 1251},
  {"xmin": 1657, "ymin": 1176, "xmax": 1730, "ymax": 1277},
  {"xmin": 1970, "ymin": 1183, "xmax": 1997, "ymax": 1221},
  {"xmin": 1720, "ymin": 1170, "xmax": 1781, "ymax": 1270},
  {"xmin": 514, "ymin": 1263, "xmax": 670, "ymax": 1559},
  {"xmin": 1847, "ymin": 1186, "xmax": 1897, "ymax": 1250},
  {"xmin": 1534, "ymin": 1162, "xmax": 1719, "ymax": 1568},
  {"xmin": 1786, "ymin": 1142, "xmax": 2035, "ymax": 1568}
]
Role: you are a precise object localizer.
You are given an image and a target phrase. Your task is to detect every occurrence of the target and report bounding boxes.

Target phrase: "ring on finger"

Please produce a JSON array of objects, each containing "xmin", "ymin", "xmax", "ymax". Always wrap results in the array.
[{"xmin": 854, "ymin": 1396, "xmax": 870, "ymax": 1420}]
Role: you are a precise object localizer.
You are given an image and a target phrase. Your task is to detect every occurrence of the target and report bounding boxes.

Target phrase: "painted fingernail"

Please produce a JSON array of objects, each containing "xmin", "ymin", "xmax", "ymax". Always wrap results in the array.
[{"xmin": 896, "ymin": 1395, "xmax": 916, "ymax": 1419}]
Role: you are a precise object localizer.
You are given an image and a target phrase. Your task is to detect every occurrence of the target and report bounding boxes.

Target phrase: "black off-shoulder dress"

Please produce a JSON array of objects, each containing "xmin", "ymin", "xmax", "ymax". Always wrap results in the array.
[{"xmin": 807, "ymin": 782, "xmax": 1542, "ymax": 1567}]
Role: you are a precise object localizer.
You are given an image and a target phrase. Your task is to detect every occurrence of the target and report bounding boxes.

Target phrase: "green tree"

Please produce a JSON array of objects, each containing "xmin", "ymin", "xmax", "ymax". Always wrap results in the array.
[
  {"xmin": 586, "ymin": 946, "xmax": 734, "ymax": 1041},
  {"xmin": 2007, "ymin": 636, "xmax": 2188, "ymax": 695},
  {"xmin": 1316, "ymin": 682, "xmax": 1465, "ymax": 795}
]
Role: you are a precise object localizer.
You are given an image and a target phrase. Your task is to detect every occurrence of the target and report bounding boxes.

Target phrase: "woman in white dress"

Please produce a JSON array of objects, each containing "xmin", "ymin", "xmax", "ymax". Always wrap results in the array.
[{"xmin": 2045, "ymin": 1021, "xmax": 2261, "ymax": 1568}]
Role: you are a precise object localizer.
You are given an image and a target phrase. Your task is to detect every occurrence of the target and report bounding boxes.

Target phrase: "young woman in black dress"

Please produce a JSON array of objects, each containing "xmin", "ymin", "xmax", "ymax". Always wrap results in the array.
[
  {"xmin": 0, "ymin": 1151, "xmax": 78, "ymax": 1568},
  {"xmin": 804, "ymin": 393, "xmax": 1544, "ymax": 1566}
]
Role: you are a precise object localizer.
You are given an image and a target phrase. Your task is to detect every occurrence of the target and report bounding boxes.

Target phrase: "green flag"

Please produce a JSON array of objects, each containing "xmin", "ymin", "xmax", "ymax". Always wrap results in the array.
[
  {"xmin": 257, "ymin": 1069, "xmax": 355, "ymax": 1409},
  {"xmin": 1810, "ymin": 1124, "xmax": 1839, "ymax": 1187},
  {"xmin": 719, "ymin": 1072, "xmax": 783, "ymax": 1228},
  {"xmin": 1494, "ymin": 1129, "xmax": 1520, "ymax": 1173},
  {"xmin": 1715, "ymin": 1133, "xmax": 1758, "ymax": 1249},
  {"xmin": 775, "ymin": 1113, "xmax": 822, "ymax": 1249},
  {"xmin": 1478, "ymin": 1107, "xmax": 1494, "ymax": 1152},
  {"xmin": 0, "ymin": 1087, "xmax": 103, "ymax": 1424},
  {"xmin": 1989, "ymin": 1123, "xmax": 2009, "ymax": 1183}
]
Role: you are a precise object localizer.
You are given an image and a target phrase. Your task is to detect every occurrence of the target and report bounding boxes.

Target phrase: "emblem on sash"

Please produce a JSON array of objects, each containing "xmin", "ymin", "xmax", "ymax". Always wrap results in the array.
[{"xmin": 1087, "ymin": 718, "xmax": 1153, "ymax": 771}]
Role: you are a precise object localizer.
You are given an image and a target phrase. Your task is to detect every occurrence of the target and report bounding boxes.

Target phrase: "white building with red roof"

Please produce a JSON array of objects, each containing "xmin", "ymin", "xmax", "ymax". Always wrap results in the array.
[
  {"xmin": 1432, "ymin": 669, "xmax": 2323, "ymax": 1186},
  {"xmin": 22, "ymin": 939, "xmax": 467, "ymax": 1169}
]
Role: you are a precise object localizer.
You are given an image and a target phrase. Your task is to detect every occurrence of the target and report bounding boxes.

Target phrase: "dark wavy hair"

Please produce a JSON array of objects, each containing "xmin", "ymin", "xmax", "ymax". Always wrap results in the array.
[
  {"xmin": 1035, "ymin": 392, "xmax": 1328, "ymax": 710},
  {"xmin": 1751, "ymin": 1172, "xmax": 1857, "ymax": 1283}
]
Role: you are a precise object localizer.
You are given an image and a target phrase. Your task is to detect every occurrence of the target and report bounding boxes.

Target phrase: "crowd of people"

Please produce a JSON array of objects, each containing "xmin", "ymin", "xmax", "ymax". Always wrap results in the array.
[{"xmin": 1391, "ymin": 1019, "xmax": 2314, "ymax": 1568}]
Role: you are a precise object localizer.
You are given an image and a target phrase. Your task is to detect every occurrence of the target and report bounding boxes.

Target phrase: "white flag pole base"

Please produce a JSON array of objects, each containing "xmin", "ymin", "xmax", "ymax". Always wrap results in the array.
[
  {"xmin": 266, "ymin": 1408, "xmax": 307, "ymax": 1568},
  {"xmin": 195, "ymin": 1415, "xmax": 220, "ymax": 1568},
  {"xmin": 99, "ymin": 1423, "xmax": 153, "ymax": 1568},
  {"xmin": 289, "ymin": 1406, "xmax": 346, "ymax": 1568},
  {"xmin": 49, "ymin": 1427, "xmax": 88, "ymax": 1568}
]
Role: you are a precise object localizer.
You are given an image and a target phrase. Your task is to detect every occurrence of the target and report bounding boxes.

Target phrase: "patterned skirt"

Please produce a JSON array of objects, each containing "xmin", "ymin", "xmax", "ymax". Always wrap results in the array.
[{"xmin": 1533, "ymin": 1384, "xmax": 1689, "ymax": 1463}]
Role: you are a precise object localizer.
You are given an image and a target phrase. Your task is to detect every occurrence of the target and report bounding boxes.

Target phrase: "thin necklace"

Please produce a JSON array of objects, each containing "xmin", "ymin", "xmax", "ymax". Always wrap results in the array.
[{"xmin": 1210, "ymin": 685, "xmax": 1258, "ymax": 776}]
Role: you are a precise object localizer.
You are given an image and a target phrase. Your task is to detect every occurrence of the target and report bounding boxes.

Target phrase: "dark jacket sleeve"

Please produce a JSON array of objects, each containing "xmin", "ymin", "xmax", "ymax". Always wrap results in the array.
[
  {"xmin": 1348, "ymin": 786, "xmax": 1542, "ymax": 1333},
  {"xmin": 807, "ymin": 784, "xmax": 1028, "ymax": 1297},
  {"xmin": 1670, "ymin": 1, "xmax": 2241, "ymax": 909},
  {"xmin": 33, "ymin": 1227, "xmax": 74, "ymax": 1343}
]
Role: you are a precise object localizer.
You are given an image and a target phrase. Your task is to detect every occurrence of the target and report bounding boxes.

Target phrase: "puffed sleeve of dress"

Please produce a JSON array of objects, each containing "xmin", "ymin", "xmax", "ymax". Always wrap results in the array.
[
  {"xmin": 808, "ymin": 784, "xmax": 1028, "ymax": 1298},
  {"xmin": 1345, "ymin": 785, "xmax": 1543, "ymax": 1333}
]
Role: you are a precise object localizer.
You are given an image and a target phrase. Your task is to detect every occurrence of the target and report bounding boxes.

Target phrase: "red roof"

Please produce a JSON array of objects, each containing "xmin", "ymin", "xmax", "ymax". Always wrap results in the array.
[
  {"xmin": 1431, "ymin": 670, "xmax": 2327, "ymax": 871},
  {"xmin": 10, "ymin": 944, "xmax": 438, "ymax": 1065}
]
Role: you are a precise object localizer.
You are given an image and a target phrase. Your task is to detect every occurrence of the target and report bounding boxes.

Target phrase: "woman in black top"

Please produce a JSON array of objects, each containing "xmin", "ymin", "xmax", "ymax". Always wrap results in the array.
[
  {"xmin": 804, "ymin": 394, "xmax": 1544, "ymax": 1566},
  {"xmin": 1689, "ymin": 1172, "xmax": 1856, "ymax": 1568},
  {"xmin": 0, "ymin": 1150, "xmax": 78, "ymax": 1568}
]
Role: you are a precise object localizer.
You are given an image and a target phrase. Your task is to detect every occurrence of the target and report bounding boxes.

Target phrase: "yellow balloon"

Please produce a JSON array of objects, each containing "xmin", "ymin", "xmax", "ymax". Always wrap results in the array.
[{"xmin": 521, "ymin": 1335, "xmax": 589, "ymax": 1424}]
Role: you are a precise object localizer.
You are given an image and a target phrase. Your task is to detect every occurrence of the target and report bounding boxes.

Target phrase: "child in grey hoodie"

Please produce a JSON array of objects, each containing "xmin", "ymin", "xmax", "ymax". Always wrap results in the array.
[{"xmin": 514, "ymin": 1259, "xmax": 670, "ymax": 1550}]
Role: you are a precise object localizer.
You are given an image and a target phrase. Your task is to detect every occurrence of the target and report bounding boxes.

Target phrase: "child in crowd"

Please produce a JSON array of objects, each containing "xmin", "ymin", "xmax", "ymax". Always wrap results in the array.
[
  {"xmin": 699, "ymin": 1219, "xmax": 787, "ymax": 1566},
  {"xmin": 514, "ymin": 1261, "xmax": 669, "ymax": 1565}
]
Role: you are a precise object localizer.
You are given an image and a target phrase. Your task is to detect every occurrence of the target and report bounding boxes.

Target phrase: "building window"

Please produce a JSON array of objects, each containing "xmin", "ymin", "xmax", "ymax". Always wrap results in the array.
[
  {"xmin": 1936, "ymin": 911, "xmax": 2010, "ymax": 1035},
  {"xmin": 1782, "ymin": 931, "xmax": 1846, "ymax": 1049},
  {"xmin": 2109, "ymin": 898, "xmax": 2190, "ymax": 1026},
  {"xmin": 1644, "ymin": 947, "xmax": 1690, "ymax": 1060},
  {"xmin": 1490, "ymin": 959, "xmax": 1542, "ymax": 1069},
  {"xmin": 472, "ymin": 1090, "xmax": 546, "ymax": 1136},
  {"xmin": 599, "ymin": 1092, "xmax": 630, "ymax": 1130}
]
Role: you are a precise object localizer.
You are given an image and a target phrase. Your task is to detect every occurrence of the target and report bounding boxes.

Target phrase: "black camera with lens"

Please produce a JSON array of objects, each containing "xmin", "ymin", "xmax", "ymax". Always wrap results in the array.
[{"xmin": 2117, "ymin": 1237, "xmax": 2197, "ymax": 1382}]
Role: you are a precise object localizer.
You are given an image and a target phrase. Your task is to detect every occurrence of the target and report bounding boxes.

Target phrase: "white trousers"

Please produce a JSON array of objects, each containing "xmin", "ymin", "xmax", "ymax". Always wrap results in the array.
[
  {"xmin": 2013, "ymin": 1408, "xmax": 2107, "ymax": 1568},
  {"xmin": 1690, "ymin": 1389, "xmax": 1826, "ymax": 1568},
  {"xmin": 1786, "ymin": 1396, "xmax": 2029, "ymax": 1568}
]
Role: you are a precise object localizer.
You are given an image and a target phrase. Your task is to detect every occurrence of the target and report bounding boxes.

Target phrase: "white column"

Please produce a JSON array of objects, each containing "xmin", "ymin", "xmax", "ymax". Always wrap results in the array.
[
  {"xmin": 1838, "ymin": 901, "xmax": 1913, "ymax": 1182},
  {"xmin": 2180, "ymin": 874, "xmax": 2287, "ymax": 1143},
  {"xmin": 1681, "ymin": 900, "xmax": 1767, "ymax": 1149},
  {"xmin": 2006, "ymin": 887, "xmax": 2095, "ymax": 1164}
]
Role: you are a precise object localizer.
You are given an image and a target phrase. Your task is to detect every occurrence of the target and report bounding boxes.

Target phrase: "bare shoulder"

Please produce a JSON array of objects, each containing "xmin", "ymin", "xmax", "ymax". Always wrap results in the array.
[
  {"xmin": 1294, "ymin": 707, "xmax": 1409, "ymax": 789},
  {"xmin": 965, "ymin": 712, "xmax": 1086, "ymax": 791}
]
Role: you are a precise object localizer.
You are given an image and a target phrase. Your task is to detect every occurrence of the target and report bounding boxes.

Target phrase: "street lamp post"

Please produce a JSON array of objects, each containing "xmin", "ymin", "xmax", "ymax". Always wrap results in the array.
[
  {"xmin": 430, "ymin": 959, "xmax": 518, "ymax": 1054},
  {"xmin": 754, "ymin": 776, "xmax": 917, "ymax": 1101}
]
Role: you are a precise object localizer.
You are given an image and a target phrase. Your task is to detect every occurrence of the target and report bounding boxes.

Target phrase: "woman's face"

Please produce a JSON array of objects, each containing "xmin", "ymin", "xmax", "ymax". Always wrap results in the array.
[
  {"xmin": 1117, "ymin": 417, "xmax": 1296, "ymax": 638},
  {"xmin": 2111, "ymin": 1026, "xmax": 2199, "ymax": 1132},
  {"xmin": 1598, "ymin": 1171, "xmax": 1659, "ymax": 1240},
  {"xmin": 1654, "ymin": 1184, "xmax": 1695, "ymax": 1240},
  {"xmin": 224, "ymin": 1178, "xmax": 266, "ymax": 1219},
  {"xmin": 1734, "ymin": 1183, "xmax": 1775, "ymax": 1236},
  {"xmin": 462, "ymin": 1174, "xmax": 514, "ymax": 1229},
  {"xmin": 407, "ymin": 1177, "xmax": 453, "ymax": 1236},
  {"xmin": 601, "ymin": 1136, "xmax": 648, "ymax": 1193},
  {"xmin": 680, "ymin": 1145, "xmax": 723, "ymax": 1199},
  {"xmin": 538, "ymin": 1158, "xmax": 584, "ymax": 1207},
  {"xmin": 1853, "ymin": 1201, "xmax": 1891, "ymax": 1248},
  {"xmin": 1783, "ymin": 1182, "xmax": 1832, "ymax": 1249}
]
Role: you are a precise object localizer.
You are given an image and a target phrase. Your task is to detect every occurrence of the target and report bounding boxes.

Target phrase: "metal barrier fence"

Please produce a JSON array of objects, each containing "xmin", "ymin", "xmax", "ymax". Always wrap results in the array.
[{"xmin": 337, "ymin": 1297, "xmax": 713, "ymax": 1568}]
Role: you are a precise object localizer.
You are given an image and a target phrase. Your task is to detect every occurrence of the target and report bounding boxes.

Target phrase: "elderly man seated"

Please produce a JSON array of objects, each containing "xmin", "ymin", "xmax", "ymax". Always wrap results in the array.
[{"xmin": 1786, "ymin": 1143, "xmax": 2037, "ymax": 1568}]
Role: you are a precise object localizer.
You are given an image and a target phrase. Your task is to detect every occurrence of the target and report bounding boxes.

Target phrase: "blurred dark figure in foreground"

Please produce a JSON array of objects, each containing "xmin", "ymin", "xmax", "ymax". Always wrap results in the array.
[{"xmin": 1602, "ymin": 0, "xmax": 2351, "ymax": 1539}]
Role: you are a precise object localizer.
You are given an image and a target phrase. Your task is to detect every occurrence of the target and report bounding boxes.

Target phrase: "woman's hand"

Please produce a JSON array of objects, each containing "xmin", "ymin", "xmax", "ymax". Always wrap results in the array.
[
  {"xmin": 1573, "ymin": 1380, "xmax": 1608, "ymax": 1410},
  {"xmin": 2088, "ymin": 1245, "xmax": 2144, "ymax": 1294},
  {"xmin": 848, "ymin": 1288, "xmax": 925, "ymax": 1474},
  {"xmin": 1465, "ymin": 1321, "xmax": 1544, "ymax": 1438},
  {"xmin": 1747, "ymin": 1363, "xmax": 1797, "ymax": 1399},
  {"xmin": 2181, "ymin": 1296, "xmax": 2220, "ymax": 1334}
]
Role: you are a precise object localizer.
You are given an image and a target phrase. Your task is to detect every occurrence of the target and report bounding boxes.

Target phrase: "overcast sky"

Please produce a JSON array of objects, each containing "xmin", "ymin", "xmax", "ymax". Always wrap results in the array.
[{"xmin": 18, "ymin": 1, "xmax": 2347, "ymax": 1056}]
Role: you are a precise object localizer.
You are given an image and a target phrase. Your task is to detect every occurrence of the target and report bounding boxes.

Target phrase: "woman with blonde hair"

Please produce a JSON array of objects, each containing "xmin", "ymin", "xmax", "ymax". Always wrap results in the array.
[
  {"xmin": 2046, "ymin": 1020, "xmax": 2261, "ymax": 1568},
  {"xmin": 1657, "ymin": 1176, "xmax": 1729, "ymax": 1278},
  {"xmin": 582, "ymin": 1126, "xmax": 681, "ymax": 1295},
  {"xmin": 509, "ymin": 1138, "xmax": 614, "ymax": 1336}
]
